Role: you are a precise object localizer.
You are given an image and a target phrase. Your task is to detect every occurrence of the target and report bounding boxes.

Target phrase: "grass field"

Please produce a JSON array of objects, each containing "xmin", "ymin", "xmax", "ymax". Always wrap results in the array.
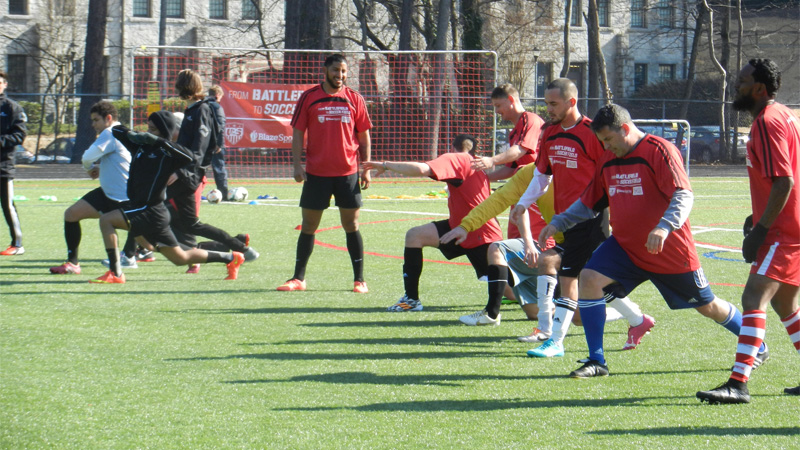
[{"xmin": 1, "ymin": 177, "xmax": 798, "ymax": 449}]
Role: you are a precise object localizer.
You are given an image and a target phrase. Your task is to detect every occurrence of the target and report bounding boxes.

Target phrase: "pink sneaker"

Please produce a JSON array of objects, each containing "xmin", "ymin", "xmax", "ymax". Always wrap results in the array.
[
  {"xmin": 623, "ymin": 314, "xmax": 655, "ymax": 350},
  {"xmin": 186, "ymin": 264, "xmax": 200, "ymax": 274},
  {"xmin": 50, "ymin": 262, "xmax": 81, "ymax": 274}
]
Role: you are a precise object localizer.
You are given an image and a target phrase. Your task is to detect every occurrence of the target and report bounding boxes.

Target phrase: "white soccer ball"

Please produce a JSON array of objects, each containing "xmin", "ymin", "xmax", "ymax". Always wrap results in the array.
[
  {"xmin": 229, "ymin": 187, "xmax": 249, "ymax": 202},
  {"xmin": 207, "ymin": 189, "xmax": 223, "ymax": 204}
]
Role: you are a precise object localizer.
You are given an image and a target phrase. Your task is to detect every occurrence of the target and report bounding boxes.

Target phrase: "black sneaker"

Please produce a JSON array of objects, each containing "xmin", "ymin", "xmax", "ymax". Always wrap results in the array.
[
  {"xmin": 784, "ymin": 385, "xmax": 800, "ymax": 396},
  {"xmin": 569, "ymin": 360, "xmax": 609, "ymax": 378},
  {"xmin": 696, "ymin": 379, "xmax": 750, "ymax": 404}
]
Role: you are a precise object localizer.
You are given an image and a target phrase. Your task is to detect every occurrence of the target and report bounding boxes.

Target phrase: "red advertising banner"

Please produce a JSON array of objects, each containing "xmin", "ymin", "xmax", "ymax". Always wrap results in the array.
[{"xmin": 218, "ymin": 81, "xmax": 315, "ymax": 148}]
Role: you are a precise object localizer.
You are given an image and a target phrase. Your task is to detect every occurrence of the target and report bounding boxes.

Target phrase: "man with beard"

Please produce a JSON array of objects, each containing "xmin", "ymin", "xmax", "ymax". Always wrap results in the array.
[
  {"xmin": 697, "ymin": 58, "xmax": 800, "ymax": 404},
  {"xmin": 277, "ymin": 54, "xmax": 373, "ymax": 294}
]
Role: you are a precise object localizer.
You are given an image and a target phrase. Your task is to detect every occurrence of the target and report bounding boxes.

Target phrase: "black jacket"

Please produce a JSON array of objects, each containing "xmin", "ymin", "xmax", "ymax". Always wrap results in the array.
[
  {"xmin": 0, "ymin": 93, "xmax": 27, "ymax": 178},
  {"xmin": 174, "ymin": 99, "xmax": 217, "ymax": 190}
]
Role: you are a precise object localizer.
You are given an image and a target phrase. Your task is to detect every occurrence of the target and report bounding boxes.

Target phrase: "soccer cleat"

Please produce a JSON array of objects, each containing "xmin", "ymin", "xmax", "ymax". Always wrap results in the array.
[
  {"xmin": 101, "ymin": 254, "xmax": 138, "ymax": 269},
  {"xmin": 526, "ymin": 338, "xmax": 565, "ymax": 358},
  {"xmin": 243, "ymin": 247, "xmax": 260, "ymax": 262},
  {"xmin": 225, "ymin": 252, "xmax": 245, "ymax": 280},
  {"xmin": 353, "ymin": 281, "xmax": 369, "ymax": 294},
  {"xmin": 50, "ymin": 262, "xmax": 81, "ymax": 275},
  {"xmin": 753, "ymin": 342, "xmax": 769, "ymax": 369},
  {"xmin": 517, "ymin": 327, "xmax": 550, "ymax": 343},
  {"xmin": 186, "ymin": 264, "xmax": 200, "ymax": 274},
  {"xmin": 89, "ymin": 271, "xmax": 126, "ymax": 284},
  {"xmin": 622, "ymin": 314, "xmax": 655, "ymax": 350},
  {"xmin": 696, "ymin": 379, "xmax": 751, "ymax": 404},
  {"xmin": 0, "ymin": 245, "xmax": 24, "ymax": 255},
  {"xmin": 569, "ymin": 360, "xmax": 610, "ymax": 378},
  {"xmin": 459, "ymin": 310, "xmax": 500, "ymax": 326},
  {"xmin": 784, "ymin": 385, "xmax": 800, "ymax": 396},
  {"xmin": 277, "ymin": 278, "xmax": 306, "ymax": 291},
  {"xmin": 135, "ymin": 248, "xmax": 156, "ymax": 262},
  {"xmin": 387, "ymin": 295, "xmax": 422, "ymax": 312}
]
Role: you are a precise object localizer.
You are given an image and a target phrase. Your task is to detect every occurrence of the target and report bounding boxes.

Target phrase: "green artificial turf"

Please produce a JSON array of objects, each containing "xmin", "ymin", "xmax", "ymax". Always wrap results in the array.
[{"xmin": 1, "ymin": 177, "xmax": 798, "ymax": 449}]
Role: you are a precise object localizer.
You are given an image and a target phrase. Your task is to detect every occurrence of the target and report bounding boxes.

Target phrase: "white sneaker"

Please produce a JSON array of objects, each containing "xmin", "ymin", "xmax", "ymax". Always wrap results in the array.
[
  {"xmin": 243, "ymin": 247, "xmax": 260, "ymax": 261},
  {"xmin": 459, "ymin": 309, "xmax": 500, "ymax": 326},
  {"xmin": 517, "ymin": 327, "xmax": 551, "ymax": 343},
  {"xmin": 101, "ymin": 253, "xmax": 138, "ymax": 269}
]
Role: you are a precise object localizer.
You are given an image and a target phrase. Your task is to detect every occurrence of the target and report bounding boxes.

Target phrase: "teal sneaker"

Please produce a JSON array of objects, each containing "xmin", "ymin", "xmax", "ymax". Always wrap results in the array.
[{"xmin": 526, "ymin": 338, "xmax": 564, "ymax": 358}]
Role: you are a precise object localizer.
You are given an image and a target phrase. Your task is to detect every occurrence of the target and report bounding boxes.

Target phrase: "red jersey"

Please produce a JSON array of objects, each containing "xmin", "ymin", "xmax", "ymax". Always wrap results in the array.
[
  {"xmin": 506, "ymin": 111, "xmax": 545, "ymax": 169},
  {"xmin": 291, "ymin": 84, "xmax": 372, "ymax": 177},
  {"xmin": 582, "ymin": 135, "xmax": 699, "ymax": 274},
  {"xmin": 746, "ymin": 102, "xmax": 800, "ymax": 244},
  {"xmin": 427, "ymin": 152, "xmax": 503, "ymax": 249},
  {"xmin": 536, "ymin": 116, "xmax": 605, "ymax": 213}
]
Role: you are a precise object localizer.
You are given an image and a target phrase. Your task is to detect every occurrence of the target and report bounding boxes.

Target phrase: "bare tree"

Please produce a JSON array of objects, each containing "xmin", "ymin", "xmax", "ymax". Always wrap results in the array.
[
  {"xmin": 72, "ymin": 0, "xmax": 109, "ymax": 162},
  {"xmin": 428, "ymin": 0, "xmax": 452, "ymax": 158},
  {"xmin": 561, "ymin": 0, "xmax": 573, "ymax": 77},
  {"xmin": 586, "ymin": 0, "xmax": 612, "ymax": 107}
]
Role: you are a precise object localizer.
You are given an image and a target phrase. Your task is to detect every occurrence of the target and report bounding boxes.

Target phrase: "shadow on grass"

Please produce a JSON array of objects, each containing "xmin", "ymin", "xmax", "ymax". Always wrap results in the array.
[
  {"xmin": 588, "ymin": 426, "xmax": 800, "ymax": 436},
  {"xmin": 167, "ymin": 305, "xmax": 467, "ymax": 314},
  {"xmin": 274, "ymin": 396, "xmax": 669, "ymax": 412},
  {"xmin": 250, "ymin": 336, "xmax": 510, "ymax": 346},
  {"xmin": 298, "ymin": 320, "xmax": 464, "ymax": 327},
  {"xmin": 164, "ymin": 349, "xmax": 517, "ymax": 362},
  {"xmin": 223, "ymin": 371, "xmax": 535, "ymax": 387}
]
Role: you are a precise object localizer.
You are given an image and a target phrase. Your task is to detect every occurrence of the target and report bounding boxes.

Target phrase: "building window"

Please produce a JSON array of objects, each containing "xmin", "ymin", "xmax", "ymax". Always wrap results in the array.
[
  {"xmin": 631, "ymin": 0, "xmax": 646, "ymax": 28},
  {"xmin": 658, "ymin": 64, "xmax": 676, "ymax": 82},
  {"xmin": 658, "ymin": 0, "xmax": 675, "ymax": 28},
  {"xmin": 634, "ymin": 63, "xmax": 648, "ymax": 91},
  {"xmin": 567, "ymin": 0, "xmax": 582, "ymax": 27},
  {"xmin": 242, "ymin": 0, "xmax": 259, "ymax": 19},
  {"xmin": 165, "ymin": 0, "xmax": 183, "ymax": 18},
  {"xmin": 9, "ymin": 0, "xmax": 28, "ymax": 15},
  {"xmin": 209, "ymin": 0, "xmax": 226, "ymax": 19},
  {"xmin": 6, "ymin": 55, "xmax": 29, "ymax": 93},
  {"xmin": 133, "ymin": 0, "xmax": 150, "ymax": 17},
  {"xmin": 598, "ymin": 0, "xmax": 609, "ymax": 27}
]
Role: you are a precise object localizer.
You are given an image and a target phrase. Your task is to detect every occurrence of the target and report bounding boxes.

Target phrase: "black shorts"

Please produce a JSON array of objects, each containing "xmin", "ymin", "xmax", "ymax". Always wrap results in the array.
[
  {"xmin": 82, "ymin": 187, "xmax": 127, "ymax": 214},
  {"xmin": 433, "ymin": 219, "xmax": 490, "ymax": 279},
  {"xmin": 555, "ymin": 212, "xmax": 608, "ymax": 278},
  {"xmin": 300, "ymin": 172, "xmax": 362, "ymax": 210},
  {"xmin": 122, "ymin": 202, "xmax": 180, "ymax": 248}
]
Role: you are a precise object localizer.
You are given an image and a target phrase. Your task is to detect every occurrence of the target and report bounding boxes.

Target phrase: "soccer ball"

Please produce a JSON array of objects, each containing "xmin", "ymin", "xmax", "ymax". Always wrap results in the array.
[
  {"xmin": 206, "ymin": 189, "xmax": 223, "ymax": 204},
  {"xmin": 229, "ymin": 187, "xmax": 249, "ymax": 202}
]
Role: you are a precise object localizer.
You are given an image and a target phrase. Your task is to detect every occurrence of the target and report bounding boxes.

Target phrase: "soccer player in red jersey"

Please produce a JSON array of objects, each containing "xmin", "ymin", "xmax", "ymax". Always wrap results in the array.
[
  {"xmin": 363, "ymin": 135, "xmax": 503, "ymax": 312},
  {"xmin": 539, "ymin": 104, "xmax": 762, "ymax": 378},
  {"xmin": 698, "ymin": 59, "xmax": 800, "ymax": 404},
  {"xmin": 278, "ymin": 54, "xmax": 373, "ymax": 293},
  {"xmin": 511, "ymin": 79, "xmax": 651, "ymax": 358}
]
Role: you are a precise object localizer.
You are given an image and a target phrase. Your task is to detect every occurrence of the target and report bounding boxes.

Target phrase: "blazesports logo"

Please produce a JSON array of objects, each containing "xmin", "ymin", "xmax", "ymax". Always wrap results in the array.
[{"xmin": 249, "ymin": 130, "xmax": 292, "ymax": 144}]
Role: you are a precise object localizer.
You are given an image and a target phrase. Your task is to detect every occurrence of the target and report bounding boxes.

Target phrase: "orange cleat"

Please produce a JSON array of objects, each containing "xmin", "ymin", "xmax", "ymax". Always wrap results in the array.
[
  {"xmin": 0, "ymin": 245, "xmax": 24, "ymax": 256},
  {"xmin": 353, "ymin": 281, "xmax": 369, "ymax": 294},
  {"xmin": 186, "ymin": 264, "xmax": 200, "ymax": 274},
  {"xmin": 277, "ymin": 278, "xmax": 306, "ymax": 291},
  {"xmin": 50, "ymin": 262, "xmax": 81, "ymax": 274},
  {"xmin": 89, "ymin": 271, "xmax": 126, "ymax": 284},
  {"xmin": 225, "ymin": 252, "xmax": 245, "ymax": 280}
]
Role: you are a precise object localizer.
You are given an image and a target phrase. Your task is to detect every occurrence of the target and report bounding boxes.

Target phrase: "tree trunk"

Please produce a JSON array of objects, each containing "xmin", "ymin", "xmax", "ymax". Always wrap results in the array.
[
  {"xmin": 72, "ymin": 0, "xmax": 109, "ymax": 162},
  {"xmin": 561, "ymin": 0, "xmax": 573, "ymax": 77},
  {"xmin": 428, "ymin": 0, "xmax": 452, "ymax": 159},
  {"xmin": 679, "ymin": 1, "xmax": 706, "ymax": 121},
  {"xmin": 703, "ymin": 0, "xmax": 727, "ymax": 164},
  {"xmin": 284, "ymin": 0, "xmax": 330, "ymax": 84},
  {"xmin": 586, "ymin": 0, "xmax": 612, "ymax": 111},
  {"xmin": 720, "ymin": 0, "xmax": 732, "ymax": 161}
]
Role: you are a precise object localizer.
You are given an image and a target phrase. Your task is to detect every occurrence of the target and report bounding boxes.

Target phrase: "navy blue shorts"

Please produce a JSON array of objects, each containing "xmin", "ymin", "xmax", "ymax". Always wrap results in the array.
[
  {"xmin": 584, "ymin": 235, "xmax": 715, "ymax": 310},
  {"xmin": 300, "ymin": 173, "xmax": 361, "ymax": 210}
]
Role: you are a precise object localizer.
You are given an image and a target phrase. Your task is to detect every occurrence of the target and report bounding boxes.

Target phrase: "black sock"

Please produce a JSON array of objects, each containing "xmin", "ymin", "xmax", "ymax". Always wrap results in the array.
[
  {"xmin": 485, "ymin": 264, "xmax": 508, "ymax": 319},
  {"xmin": 106, "ymin": 248, "xmax": 121, "ymax": 276},
  {"xmin": 402, "ymin": 247, "xmax": 423, "ymax": 300},
  {"xmin": 65, "ymin": 221, "xmax": 81, "ymax": 264},
  {"xmin": 292, "ymin": 233, "xmax": 315, "ymax": 280},
  {"xmin": 206, "ymin": 251, "xmax": 233, "ymax": 264},
  {"xmin": 346, "ymin": 230, "xmax": 364, "ymax": 282},
  {"xmin": 122, "ymin": 233, "xmax": 137, "ymax": 258}
]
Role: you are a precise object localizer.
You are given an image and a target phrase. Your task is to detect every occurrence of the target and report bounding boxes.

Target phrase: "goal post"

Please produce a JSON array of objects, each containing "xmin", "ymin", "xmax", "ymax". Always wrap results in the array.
[
  {"xmin": 128, "ymin": 46, "xmax": 498, "ymax": 178},
  {"xmin": 633, "ymin": 119, "xmax": 692, "ymax": 175}
]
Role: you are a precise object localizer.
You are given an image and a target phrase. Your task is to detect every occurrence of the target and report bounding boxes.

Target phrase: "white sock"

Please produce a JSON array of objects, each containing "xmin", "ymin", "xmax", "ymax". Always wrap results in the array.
[
  {"xmin": 550, "ymin": 297, "xmax": 577, "ymax": 344},
  {"xmin": 536, "ymin": 275, "xmax": 557, "ymax": 334},
  {"xmin": 606, "ymin": 307, "xmax": 624, "ymax": 322},
  {"xmin": 605, "ymin": 294, "xmax": 644, "ymax": 327}
]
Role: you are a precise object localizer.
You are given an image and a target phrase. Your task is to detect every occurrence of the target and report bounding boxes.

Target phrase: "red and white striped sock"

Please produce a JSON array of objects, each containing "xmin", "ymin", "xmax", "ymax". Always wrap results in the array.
[
  {"xmin": 781, "ymin": 308, "xmax": 800, "ymax": 355},
  {"xmin": 731, "ymin": 310, "xmax": 766, "ymax": 383}
]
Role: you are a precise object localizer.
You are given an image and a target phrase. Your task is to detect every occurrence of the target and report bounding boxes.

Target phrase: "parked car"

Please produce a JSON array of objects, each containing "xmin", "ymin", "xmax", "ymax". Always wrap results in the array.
[
  {"xmin": 638, "ymin": 124, "xmax": 689, "ymax": 162},
  {"xmin": 33, "ymin": 137, "xmax": 75, "ymax": 163},
  {"xmin": 494, "ymin": 128, "xmax": 509, "ymax": 153},
  {"xmin": 688, "ymin": 126, "xmax": 749, "ymax": 163}
]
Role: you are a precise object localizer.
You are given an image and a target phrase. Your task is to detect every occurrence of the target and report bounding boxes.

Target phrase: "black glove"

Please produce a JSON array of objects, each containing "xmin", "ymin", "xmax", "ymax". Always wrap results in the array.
[
  {"xmin": 128, "ymin": 131, "xmax": 159, "ymax": 145},
  {"xmin": 742, "ymin": 223, "xmax": 768, "ymax": 263},
  {"xmin": 743, "ymin": 215, "xmax": 753, "ymax": 237}
]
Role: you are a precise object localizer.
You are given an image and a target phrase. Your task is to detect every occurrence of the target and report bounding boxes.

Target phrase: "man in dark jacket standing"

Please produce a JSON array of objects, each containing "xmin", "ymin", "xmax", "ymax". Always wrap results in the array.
[{"xmin": 0, "ymin": 71, "xmax": 27, "ymax": 256}]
